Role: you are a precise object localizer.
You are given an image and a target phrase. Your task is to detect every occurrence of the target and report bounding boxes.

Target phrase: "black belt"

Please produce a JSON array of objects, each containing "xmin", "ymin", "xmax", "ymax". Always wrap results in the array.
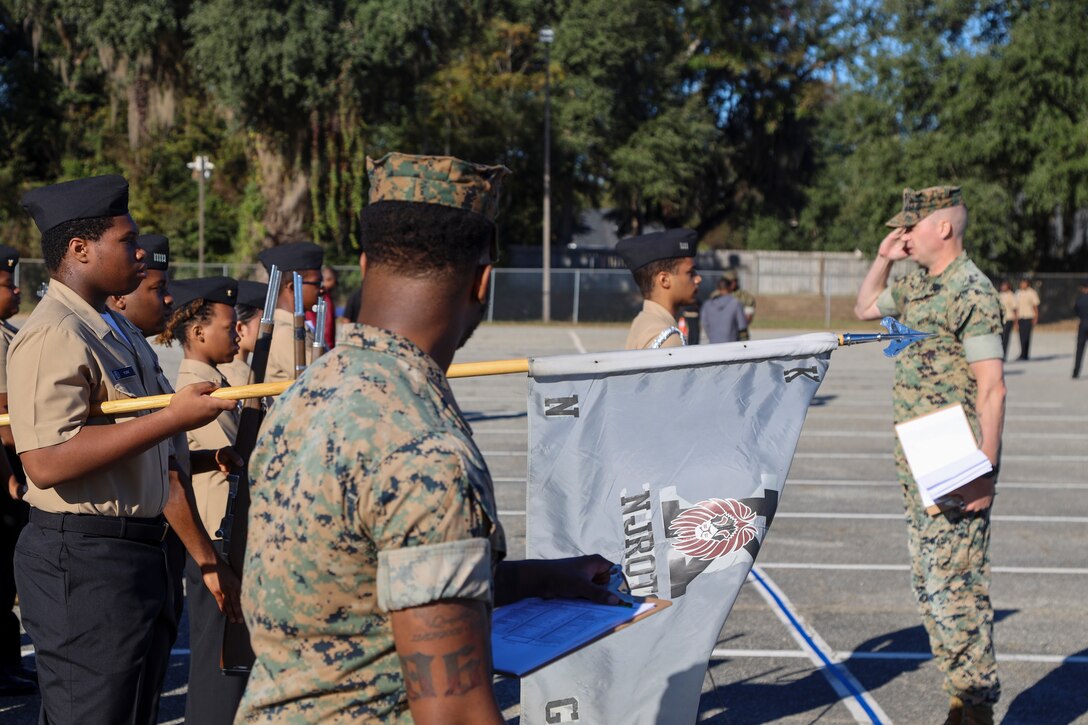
[{"xmin": 30, "ymin": 509, "xmax": 170, "ymax": 543}]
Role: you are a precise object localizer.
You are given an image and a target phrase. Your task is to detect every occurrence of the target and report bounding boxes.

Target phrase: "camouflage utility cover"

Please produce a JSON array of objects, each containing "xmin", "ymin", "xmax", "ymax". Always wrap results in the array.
[
  {"xmin": 885, "ymin": 185, "xmax": 965, "ymax": 228},
  {"xmin": 238, "ymin": 324, "xmax": 506, "ymax": 723},
  {"xmin": 367, "ymin": 152, "xmax": 510, "ymax": 221}
]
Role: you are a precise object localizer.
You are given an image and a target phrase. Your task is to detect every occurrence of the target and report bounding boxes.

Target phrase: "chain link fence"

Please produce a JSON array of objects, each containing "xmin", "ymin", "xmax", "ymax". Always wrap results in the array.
[{"xmin": 13, "ymin": 259, "xmax": 1086, "ymax": 326}]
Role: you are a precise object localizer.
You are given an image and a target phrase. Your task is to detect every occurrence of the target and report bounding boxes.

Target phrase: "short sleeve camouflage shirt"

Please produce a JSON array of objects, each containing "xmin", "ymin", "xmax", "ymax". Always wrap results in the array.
[
  {"xmin": 879, "ymin": 253, "xmax": 1003, "ymax": 434},
  {"xmin": 238, "ymin": 324, "xmax": 506, "ymax": 723}
]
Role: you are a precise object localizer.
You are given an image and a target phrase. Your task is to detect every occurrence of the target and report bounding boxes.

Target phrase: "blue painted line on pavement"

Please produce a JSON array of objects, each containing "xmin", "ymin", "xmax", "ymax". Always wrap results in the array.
[{"xmin": 750, "ymin": 566, "xmax": 883, "ymax": 724}]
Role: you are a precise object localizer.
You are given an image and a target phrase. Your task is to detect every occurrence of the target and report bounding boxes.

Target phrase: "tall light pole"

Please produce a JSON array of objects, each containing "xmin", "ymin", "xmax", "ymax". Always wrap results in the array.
[
  {"xmin": 540, "ymin": 26, "xmax": 554, "ymax": 323},
  {"xmin": 186, "ymin": 154, "xmax": 214, "ymax": 275}
]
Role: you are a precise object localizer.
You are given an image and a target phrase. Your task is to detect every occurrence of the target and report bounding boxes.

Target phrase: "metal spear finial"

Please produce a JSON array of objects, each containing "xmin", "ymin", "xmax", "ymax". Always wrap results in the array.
[{"xmin": 838, "ymin": 317, "xmax": 933, "ymax": 357}]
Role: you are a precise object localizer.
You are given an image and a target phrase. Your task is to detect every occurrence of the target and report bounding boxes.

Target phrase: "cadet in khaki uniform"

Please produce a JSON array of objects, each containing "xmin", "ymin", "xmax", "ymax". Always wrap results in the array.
[
  {"xmin": 856, "ymin": 186, "xmax": 1005, "ymax": 724},
  {"xmin": 9, "ymin": 175, "xmax": 236, "ymax": 724},
  {"xmin": 257, "ymin": 242, "xmax": 324, "ymax": 383},
  {"xmin": 1014, "ymin": 277, "xmax": 1040, "ymax": 361},
  {"xmin": 158, "ymin": 276, "xmax": 248, "ymax": 723},
  {"xmin": 0, "ymin": 245, "xmax": 34, "ymax": 696},
  {"xmin": 239, "ymin": 153, "xmax": 616, "ymax": 724},
  {"xmin": 617, "ymin": 229, "xmax": 702, "ymax": 349},
  {"xmin": 220, "ymin": 280, "xmax": 268, "ymax": 389},
  {"xmin": 109, "ymin": 241, "xmax": 243, "ymax": 723}
]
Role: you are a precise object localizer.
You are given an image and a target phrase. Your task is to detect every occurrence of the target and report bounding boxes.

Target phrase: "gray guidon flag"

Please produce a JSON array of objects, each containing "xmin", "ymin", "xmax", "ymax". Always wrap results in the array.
[{"xmin": 520, "ymin": 334, "xmax": 838, "ymax": 725}]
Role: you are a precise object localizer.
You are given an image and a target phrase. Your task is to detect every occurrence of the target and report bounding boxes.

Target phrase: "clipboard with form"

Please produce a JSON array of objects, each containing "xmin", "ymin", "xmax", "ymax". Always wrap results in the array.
[{"xmin": 491, "ymin": 596, "xmax": 670, "ymax": 677}]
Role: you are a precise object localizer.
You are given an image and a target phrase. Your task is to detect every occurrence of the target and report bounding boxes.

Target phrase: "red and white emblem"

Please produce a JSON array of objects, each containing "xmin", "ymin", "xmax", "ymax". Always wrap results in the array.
[{"xmin": 669, "ymin": 498, "xmax": 757, "ymax": 561}]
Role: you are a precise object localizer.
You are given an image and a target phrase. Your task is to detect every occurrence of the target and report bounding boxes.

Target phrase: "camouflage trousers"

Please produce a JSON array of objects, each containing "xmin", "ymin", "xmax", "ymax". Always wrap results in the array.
[{"xmin": 897, "ymin": 455, "xmax": 1000, "ymax": 706}]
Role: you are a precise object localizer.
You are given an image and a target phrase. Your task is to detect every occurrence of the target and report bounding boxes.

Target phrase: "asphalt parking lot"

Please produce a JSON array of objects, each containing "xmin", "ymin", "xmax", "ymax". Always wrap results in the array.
[{"xmin": 2, "ymin": 323, "xmax": 1085, "ymax": 724}]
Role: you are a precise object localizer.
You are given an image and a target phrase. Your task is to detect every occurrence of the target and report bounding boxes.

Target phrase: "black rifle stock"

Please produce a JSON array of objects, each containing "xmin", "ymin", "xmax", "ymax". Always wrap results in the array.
[{"xmin": 219, "ymin": 265, "xmax": 280, "ymax": 674}]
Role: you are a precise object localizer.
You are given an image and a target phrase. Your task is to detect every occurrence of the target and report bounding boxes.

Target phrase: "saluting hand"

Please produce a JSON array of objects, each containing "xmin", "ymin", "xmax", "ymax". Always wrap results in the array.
[
  {"xmin": 165, "ymin": 382, "xmax": 237, "ymax": 431},
  {"xmin": 878, "ymin": 228, "xmax": 909, "ymax": 261},
  {"xmin": 202, "ymin": 557, "xmax": 244, "ymax": 624}
]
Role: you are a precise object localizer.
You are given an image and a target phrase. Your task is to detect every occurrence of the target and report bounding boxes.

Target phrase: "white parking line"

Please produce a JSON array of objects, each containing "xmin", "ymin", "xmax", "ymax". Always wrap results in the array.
[
  {"xmin": 806, "ymin": 411, "xmax": 1088, "ymax": 423},
  {"xmin": 497, "ymin": 510, "xmax": 1088, "ymax": 524},
  {"xmin": 787, "ymin": 478, "xmax": 1088, "ymax": 490},
  {"xmin": 757, "ymin": 563, "xmax": 1088, "ymax": 575},
  {"xmin": 710, "ymin": 648, "xmax": 1088, "ymax": 665},
  {"xmin": 802, "ymin": 430, "xmax": 1086, "ymax": 440},
  {"xmin": 793, "ymin": 452, "xmax": 1088, "ymax": 461},
  {"xmin": 568, "ymin": 329, "xmax": 588, "ymax": 354},
  {"xmin": 774, "ymin": 512, "xmax": 1088, "ymax": 523},
  {"xmin": 494, "ymin": 476, "xmax": 1088, "ymax": 491},
  {"xmin": 483, "ymin": 450, "xmax": 1088, "ymax": 461}
]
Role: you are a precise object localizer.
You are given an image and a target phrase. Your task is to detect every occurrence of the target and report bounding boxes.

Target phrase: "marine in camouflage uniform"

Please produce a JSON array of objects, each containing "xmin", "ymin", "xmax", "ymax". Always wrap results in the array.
[
  {"xmin": 856, "ymin": 187, "xmax": 1005, "ymax": 722},
  {"xmin": 239, "ymin": 153, "xmax": 614, "ymax": 724},
  {"xmin": 239, "ymin": 324, "xmax": 505, "ymax": 722}
]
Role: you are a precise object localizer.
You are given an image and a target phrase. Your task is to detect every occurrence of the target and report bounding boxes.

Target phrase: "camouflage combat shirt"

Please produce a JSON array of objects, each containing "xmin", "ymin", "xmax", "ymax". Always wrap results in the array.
[
  {"xmin": 238, "ymin": 324, "xmax": 506, "ymax": 723},
  {"xmin": 877, "ymin": 252, "xmax": 1003, "ymax": 435}
]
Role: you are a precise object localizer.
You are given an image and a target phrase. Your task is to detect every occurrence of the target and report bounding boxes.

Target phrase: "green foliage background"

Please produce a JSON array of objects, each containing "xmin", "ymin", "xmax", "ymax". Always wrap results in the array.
[{"xmin": 1, "ymin": 0, "xmax": 1086, "ymax": 272}]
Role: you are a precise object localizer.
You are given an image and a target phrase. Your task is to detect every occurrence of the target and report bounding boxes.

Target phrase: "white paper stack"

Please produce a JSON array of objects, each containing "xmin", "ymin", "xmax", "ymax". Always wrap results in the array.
[{"xmin": 894, "ymin": 403, "xmax": 993, "ymax": 511}]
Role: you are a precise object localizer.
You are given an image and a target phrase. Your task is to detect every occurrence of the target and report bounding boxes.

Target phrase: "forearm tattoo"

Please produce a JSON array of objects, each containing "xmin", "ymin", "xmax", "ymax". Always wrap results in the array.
[{"xmin": 400, "ymin": 608, "xmax": 488, "ymax": 700}]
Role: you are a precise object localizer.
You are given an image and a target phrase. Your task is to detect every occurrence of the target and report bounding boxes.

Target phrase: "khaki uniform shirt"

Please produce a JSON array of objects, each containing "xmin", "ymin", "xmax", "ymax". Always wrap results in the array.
[
  {"xmin": 876, "ymin": 253, "xmax": 1003, "ymax": 475},
  {"xmin": 265, "ymin": 308, "xmax": 313, "ymax": 384},
  {"xmin": 0, "ymin": 320, "xmax": 18, "ymax": 394},
  {"xmin": 625, "ymin": 300, "xmax": 685, "ymax": 350},
  {"xmin": 1015, "ymin": 287, "xmax": 1040, "ymax": 320},
  {"xmin": 121, "ymin": 317, "xmax": 190, "ymax": 477},
  {"xmin": 7, "ymin": 280, "xmax": 170, "ymax": 516},
  {"xmin": 239, "ymin": 324, "xmax": 505, "ymax": 724},
  {"xmin": 220, "ymin": 357, "xmax": 253, "ymax": 389},
  {"xmin": 176, "ymin": 359, "xmax": 239, "ymax": 537},
  {"xmin": 999, "ymin": 290, "xmax": 1016, "ymax": 322}
]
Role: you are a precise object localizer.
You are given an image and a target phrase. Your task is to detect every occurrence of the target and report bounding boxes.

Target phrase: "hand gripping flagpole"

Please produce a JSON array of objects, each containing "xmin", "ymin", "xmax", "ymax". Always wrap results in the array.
[{"xmin": 0, "ymin": 320, "xmax": 931, "ymax": 426}]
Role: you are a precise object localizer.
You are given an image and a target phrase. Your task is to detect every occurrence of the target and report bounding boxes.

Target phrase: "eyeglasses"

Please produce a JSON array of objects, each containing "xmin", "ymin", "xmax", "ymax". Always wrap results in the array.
[{"xmin": 298, "ymin": 279, "xmax": 323, "ymax": 288}]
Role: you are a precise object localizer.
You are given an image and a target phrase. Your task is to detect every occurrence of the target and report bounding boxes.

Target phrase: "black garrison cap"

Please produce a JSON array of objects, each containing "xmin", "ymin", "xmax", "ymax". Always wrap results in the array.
[
  {"xmin": 236, "ymin": 280, "xmax": 269, "ymax": 309},
  {"xmin": 257, "ymin": 241, "xmax": 324, "ymax": 273},
  {"xmin": 137, "ymin": 234, "xmax": 169, "ymax": 271},
  {"xmin": 170, "ymin": 276, "xmax": 238, "ymax": 310},
  {"xmin": 0, "ymin": 246, "xmax": 19, "ymax": 271},
  {"xmin": 615, "ymin": 228, "xmax": 697, "ymax": 272},
  {"xmin": 21, "ymin": 174, "xmax": 130, "ymax": 234}
]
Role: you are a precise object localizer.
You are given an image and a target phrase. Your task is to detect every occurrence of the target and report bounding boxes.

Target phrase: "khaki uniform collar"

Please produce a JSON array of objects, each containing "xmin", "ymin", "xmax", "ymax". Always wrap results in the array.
[
  {"xmin": 642, "ymin": 299, "xmax": 678, "ymax": 325},
  {"xmin": 178, "ymin": 357, "xmax": 226, "ymax": 384},
  {"xmin": 44, "ymin": 278, "xmax": 114, "ymax": 340},
  {"xmin": 273, "ymin": 307, "xmax": 294, "ymax": 324}
]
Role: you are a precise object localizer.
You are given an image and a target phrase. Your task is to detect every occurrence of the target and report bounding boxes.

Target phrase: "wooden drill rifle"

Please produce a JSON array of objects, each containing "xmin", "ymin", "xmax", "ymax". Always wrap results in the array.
[{"xmin": 218, "ymin": 264, "xmax": 280, "ymax": 675}]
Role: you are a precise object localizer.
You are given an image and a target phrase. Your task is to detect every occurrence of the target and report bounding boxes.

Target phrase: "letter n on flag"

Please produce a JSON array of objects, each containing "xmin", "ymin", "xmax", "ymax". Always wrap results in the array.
[{"xmin": 520, "ymin": 334, "xmax": 838, "ymax": 724}]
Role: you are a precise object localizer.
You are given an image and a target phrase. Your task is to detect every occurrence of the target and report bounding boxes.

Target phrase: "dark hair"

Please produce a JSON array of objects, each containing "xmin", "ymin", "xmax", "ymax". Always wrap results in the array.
[
  {"xmin": 632, "ymin": 258, "xmax": 682, "ymax": 297},
  {"xmin": 157, "ymin": 298, "xmax": 215, "ymax": 347},
  {"xmin": 360, "ymin": 201, "xmax": 493, "ymax": 279},
  {"xmin": 235, "ymin": 303, "xmax": 261, "ymax": 326},
  {"xmin": 40, "ymin": 216, "xmax": 114, "ymax": 272}
]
